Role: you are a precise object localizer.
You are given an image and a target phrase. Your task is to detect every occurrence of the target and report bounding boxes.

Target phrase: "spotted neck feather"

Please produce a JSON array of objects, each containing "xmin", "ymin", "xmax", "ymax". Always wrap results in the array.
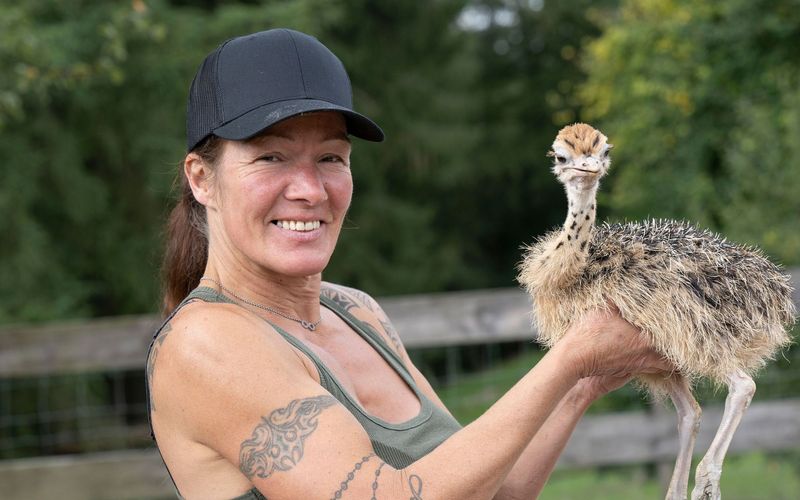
[{"xmin": 524, "ymin": 181, "xmax": 598, "ymax": 291}]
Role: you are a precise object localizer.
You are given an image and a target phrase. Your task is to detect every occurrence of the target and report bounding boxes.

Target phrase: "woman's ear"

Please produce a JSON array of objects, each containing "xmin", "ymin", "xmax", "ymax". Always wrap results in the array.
[{"xmin": 184, "ymin": 153, "xmax": 217, "ymax": 208}]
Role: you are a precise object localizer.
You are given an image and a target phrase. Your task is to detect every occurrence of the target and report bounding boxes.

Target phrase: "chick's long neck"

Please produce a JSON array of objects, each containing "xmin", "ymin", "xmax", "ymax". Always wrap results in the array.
[
  {"xmin": 519, "ymin": 178, "xmax": 599, "ymax": 292},
  {"xmin": 545, "ymin": 182, "xmax": 598, "ymax": 286},
  {"xmin": 562, "ymin": 183, "xmax": 597, "ymax": 254}
]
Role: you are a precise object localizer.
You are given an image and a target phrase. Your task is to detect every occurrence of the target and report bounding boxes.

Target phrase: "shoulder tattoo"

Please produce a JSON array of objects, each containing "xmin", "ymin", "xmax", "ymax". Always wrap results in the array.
[
  {"xmin": 322, "ymin": 286, "xmax": 405, "ymax": 356},
  {"xmin": 378, "ymin": 317, "xmax": 403, "ymax": 354},
  {"xmin": 146, "ymin": 322, "xmax": 173, "ymax": 412},
  {"xmin": 239, "ymin": 395, "xmax": 337, "ymax": 480},
  {"xmin": 321, "ymin": 286, "xmax": 360, "ymax": 312},
  {"xmin": 346, "ymin": 288, "xmax": 378, "ymax": 313}
]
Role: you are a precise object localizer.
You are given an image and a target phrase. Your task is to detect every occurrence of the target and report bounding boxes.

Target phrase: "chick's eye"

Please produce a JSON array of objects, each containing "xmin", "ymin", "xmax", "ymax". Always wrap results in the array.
[
  {"xmin": 603, "ymin": 150, "xmax": 610, "ymax": 158},
  {"xmin": 556, "ymin": 155, "xmax": 567, "ymax": 163}
]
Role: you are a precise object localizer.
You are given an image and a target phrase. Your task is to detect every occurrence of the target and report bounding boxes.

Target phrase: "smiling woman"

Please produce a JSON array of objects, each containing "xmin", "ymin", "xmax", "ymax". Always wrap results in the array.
[
  {"xmin": 146, "ymin": 28, "xmax": 673, "ymax": 500},
  {"xmin": 187, "ymin": 112, "xmax": 354, "ymax": 281}
]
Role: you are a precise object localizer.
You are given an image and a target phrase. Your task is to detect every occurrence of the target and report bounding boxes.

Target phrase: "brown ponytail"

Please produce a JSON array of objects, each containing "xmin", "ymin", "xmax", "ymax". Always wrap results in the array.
[{"xmin": 161, "ymin": 136, "xmax": 224, "ymax": 314}]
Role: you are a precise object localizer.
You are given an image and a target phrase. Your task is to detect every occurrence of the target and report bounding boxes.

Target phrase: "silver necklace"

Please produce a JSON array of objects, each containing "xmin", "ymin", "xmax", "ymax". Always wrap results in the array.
[{"xmin": 199, "ymin": 276, "xmax": 322, "ymax": 331}]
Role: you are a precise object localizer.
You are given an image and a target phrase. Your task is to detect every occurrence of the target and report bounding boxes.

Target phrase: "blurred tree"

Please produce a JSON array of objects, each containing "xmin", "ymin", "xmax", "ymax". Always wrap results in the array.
[
  {"xmin": 0, "ymin": 0, "xmax": 668, "ymax": 323},
  {"xmin": 445, "ymin": 0, "xmax": 616, "ymax": 288},
  {"xmin": 0, "ymin": 0, "xmax": 342, "ymax": 322},
  {"xmin": 580, "ymin": 0, "xmax": 800, "ymax": 265},
  {"xmin": 319, "ymin": 0, "xmax": 481, "ymax": 294},
  {"xmin": 0, "ymin": 0, "xmax": 172, "ymax": 321}
]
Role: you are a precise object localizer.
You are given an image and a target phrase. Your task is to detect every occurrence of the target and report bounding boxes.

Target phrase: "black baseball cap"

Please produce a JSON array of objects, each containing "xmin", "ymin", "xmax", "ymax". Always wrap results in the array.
[{"xmin": 186, "ymin": 28, "xmax": 384, "ymax": 151}]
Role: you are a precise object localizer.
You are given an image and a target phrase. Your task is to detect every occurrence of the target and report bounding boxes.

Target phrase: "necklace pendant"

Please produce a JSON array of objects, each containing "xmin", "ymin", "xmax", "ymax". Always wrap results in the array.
[{"xmin": 302, "ymin": 320, "xmax": 316, "ymax": 331}]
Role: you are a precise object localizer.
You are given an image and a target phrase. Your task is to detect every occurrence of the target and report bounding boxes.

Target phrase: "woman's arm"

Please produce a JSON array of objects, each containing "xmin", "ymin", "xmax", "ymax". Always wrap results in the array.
[
  {"xmin": 496, "ymin": 374, "xmax": 632, "ymax": 499},
  {"xmin": 152, "ymin": 300, "xmax": 666, "ymax": 499},
  {"xmin": 326, "ymin": 286, "xmax": 662, "ymax": 499}
]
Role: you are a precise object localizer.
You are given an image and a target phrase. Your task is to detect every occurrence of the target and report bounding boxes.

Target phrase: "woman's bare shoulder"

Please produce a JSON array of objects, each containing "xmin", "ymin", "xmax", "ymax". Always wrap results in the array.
[
  {"xmin": 148, "ymin": 300, "xmax": 311, "ymax": 421},
  {"xmin": 154, "ymin": 301, "xmax": 278, "ymax": 364}
]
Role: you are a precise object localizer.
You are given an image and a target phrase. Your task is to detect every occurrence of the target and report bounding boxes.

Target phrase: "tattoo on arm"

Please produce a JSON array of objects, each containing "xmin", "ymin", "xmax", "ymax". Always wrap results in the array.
[
  {"xmin": 323, "ymin": 286, "xmax": 405, "ymax": 357},
  {"xmin": 408, "ymin": 474, "xmax": 424, "ymax": 499},
  {"xmin": 378, "ymin": 318, "xmax": 404, "ymax": 354},
  {"xmin": 331, "ymin": 454, "xmax": 375, "ymax": 499},
  {"xmin": 348, "ymin": 288, "xmax": 377, "ymax": 313},
  {"xmin": 146, "ymin": 322, "xmax": 173, "ymax": 412},
  {"xmin": 370, "ymin": 461, "xmax": 387, "ymax": 500},
  {"xmin": 239, "ymin": 395, "xmax": 337, "ymax": 480}
]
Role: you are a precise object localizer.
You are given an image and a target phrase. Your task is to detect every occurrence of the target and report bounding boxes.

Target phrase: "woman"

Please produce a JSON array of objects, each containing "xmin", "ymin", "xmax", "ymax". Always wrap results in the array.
[{"xmin": 147, "ymin": 28, "xmax": 670, "ymax": 499}]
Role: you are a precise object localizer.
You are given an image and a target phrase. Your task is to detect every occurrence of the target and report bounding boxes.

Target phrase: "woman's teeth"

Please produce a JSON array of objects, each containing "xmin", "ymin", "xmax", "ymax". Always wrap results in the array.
[{"xmin": 274, "ymin": 220, "xmax": 321, "ymax": 231}]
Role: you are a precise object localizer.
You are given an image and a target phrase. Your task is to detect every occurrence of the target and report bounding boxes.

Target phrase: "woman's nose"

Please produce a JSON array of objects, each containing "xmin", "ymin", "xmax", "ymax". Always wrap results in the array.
[{"xmin": 284, "ymin": 160, "xmax": 328, "ymax": 204}]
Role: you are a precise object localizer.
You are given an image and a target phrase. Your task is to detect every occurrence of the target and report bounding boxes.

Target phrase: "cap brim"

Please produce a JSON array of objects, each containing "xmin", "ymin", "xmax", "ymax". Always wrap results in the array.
[{"xmin": 212, "ymin": 99, "xmax": 384, "ymax": 143}]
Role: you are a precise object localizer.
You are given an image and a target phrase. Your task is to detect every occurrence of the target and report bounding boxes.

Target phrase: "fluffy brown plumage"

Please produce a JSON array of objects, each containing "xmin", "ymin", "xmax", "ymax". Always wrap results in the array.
[
  {"xmin": 522, "ymin": 218, "xmax": 794, "ymax": 388},
  {"xmin": 517, "ymin": 123, "xmax": 795, "ymax": 500}
]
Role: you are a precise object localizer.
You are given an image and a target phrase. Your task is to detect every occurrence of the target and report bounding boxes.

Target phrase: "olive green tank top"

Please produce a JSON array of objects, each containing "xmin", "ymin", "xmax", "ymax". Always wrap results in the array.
[{"xmin": 147, "ymin": 286, "xmax": 462, "ymax": 499}]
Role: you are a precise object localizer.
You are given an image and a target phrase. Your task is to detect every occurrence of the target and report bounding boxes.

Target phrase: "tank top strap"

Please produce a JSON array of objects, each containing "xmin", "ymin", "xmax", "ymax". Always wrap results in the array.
[{"xmin": 150, "ymin": 286, "xmax": 237, "ymax": 343}]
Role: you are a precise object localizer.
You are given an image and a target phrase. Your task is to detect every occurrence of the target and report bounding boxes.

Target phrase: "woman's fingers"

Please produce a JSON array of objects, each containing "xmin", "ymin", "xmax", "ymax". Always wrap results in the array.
[{"xmin": 565, "ymin": 307, "xmax": 677, "ymax": 378}]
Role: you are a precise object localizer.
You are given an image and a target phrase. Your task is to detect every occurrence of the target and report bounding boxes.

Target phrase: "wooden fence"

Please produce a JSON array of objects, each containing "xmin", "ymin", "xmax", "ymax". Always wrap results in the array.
[{"xmin": 1, "ymin": 268, "xmax": 798, "ymax": 499}]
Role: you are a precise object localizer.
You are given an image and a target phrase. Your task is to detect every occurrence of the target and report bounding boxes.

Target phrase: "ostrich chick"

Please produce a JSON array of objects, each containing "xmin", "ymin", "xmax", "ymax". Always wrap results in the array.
[{"xmin": 518, "ymin": 123, "xmax": 795, "ymax": 500}]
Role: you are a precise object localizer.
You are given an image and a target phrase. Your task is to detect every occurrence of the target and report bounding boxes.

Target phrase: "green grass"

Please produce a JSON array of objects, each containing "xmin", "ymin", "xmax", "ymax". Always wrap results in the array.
[
  {"xmin": 433, "ymin": 348, "xmax": 652, "ymax": 424},
  {"xmin": 432, "ymin": 337, "xmax": 800, "ymax": 425},
  {"xmin": 542, "ymin": 452, "xmax": 800, "ymax": 500}
]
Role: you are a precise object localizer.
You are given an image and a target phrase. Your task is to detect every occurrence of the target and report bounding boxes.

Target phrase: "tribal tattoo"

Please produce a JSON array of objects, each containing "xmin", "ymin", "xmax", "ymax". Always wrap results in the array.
[
  {"xmin": 346, "ymin": 288, "xmax": 378, "ymax": 313},
  {"xmin": 378, "ymin": 317, "xmax": 404, "ymax": 354},
  {"xmin": 239, "ymin": 395, "xmax": 337, "ymax": 480},
  {"xmin": 321, "ymin": 285, "xmax": 405, "ymax": 357},
  {"xmin": 321, "ymin": 287, "xmax": 360, "ymax": 312}
]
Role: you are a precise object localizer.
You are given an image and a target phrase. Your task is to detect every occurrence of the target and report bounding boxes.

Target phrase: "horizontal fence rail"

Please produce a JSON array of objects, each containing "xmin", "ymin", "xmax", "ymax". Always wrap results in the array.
[{"xmin": 1, "ymin": 268, "xmax": 798, "ymax": 378}]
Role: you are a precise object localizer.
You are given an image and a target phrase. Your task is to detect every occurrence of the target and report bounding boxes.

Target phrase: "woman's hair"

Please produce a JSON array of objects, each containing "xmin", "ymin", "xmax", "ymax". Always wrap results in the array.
[{"xmin": 161, "ymin": 135, "xmax": 224, "ymax": 314}]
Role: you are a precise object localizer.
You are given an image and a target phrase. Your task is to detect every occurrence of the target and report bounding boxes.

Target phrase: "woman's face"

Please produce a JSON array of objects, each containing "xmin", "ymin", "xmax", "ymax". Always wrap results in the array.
[{"xmin": 205, "ymin": 112, "xmax": 353, "ymax": 278}]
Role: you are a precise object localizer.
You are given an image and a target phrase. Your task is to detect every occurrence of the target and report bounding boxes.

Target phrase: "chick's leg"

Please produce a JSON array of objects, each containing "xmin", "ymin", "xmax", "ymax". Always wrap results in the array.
[
  {"xmin": 691, "ymin": 369, "xmax": 755, "ymax": 500},
  {"xmin": 665, "ymin": 376, "xmax": 701, "ymax": 500}
]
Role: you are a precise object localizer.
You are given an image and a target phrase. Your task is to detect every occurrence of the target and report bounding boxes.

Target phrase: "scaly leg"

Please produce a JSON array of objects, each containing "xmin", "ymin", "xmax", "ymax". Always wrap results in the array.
[
  {"xmin": 665, "ymin": 376, "xmax": 702, "ymax": 500},
  {"xmin": 690, "ymin": 369, "xmax": 755, "ymax": 500}
]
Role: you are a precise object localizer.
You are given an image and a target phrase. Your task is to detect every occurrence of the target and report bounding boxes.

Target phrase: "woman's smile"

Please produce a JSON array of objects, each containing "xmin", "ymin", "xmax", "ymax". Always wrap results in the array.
[{"xmin": 272, "ymin": 220, "xmax": 322, "ymax": 232}]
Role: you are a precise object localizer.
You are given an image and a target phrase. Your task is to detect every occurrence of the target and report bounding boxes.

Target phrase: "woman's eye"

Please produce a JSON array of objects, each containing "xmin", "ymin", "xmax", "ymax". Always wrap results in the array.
[
  {"xmin": 256, "ymin": 154, "xmax": 281, "ymax": 163},
  {"xmin": 321, "ymin": 155, "xmax": 345, "ymax": 164}
]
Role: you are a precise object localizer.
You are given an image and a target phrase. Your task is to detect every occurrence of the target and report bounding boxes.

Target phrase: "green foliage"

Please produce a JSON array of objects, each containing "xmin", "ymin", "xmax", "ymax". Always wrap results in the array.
[
  {"xmin": 1, "ymin": 0, "xmax": 614, "ymax": 321},
  {"xmin": 0, "ymin": 0, "xmax": 350, "ymax": 322},
  {"xmin": 580, "ymin": 0, "xmax": 800, "ymax": 264},
  {"xmin": 1, "ymin": 0, "xmax": 798, "ymax": 323},
  {"xmin": 0, "ymin": 0, "xmax": 173, "ymax": 321},
  {"xmin": 424, "ymin": 0, "xmax": 616, "ymax": 289}
]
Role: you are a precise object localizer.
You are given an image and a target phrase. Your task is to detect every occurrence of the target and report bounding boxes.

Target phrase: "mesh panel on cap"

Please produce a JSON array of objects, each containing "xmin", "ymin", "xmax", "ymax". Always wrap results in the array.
[{"xmin": 186, "ymin": 46, "xmax": 224, "ymax": 151}]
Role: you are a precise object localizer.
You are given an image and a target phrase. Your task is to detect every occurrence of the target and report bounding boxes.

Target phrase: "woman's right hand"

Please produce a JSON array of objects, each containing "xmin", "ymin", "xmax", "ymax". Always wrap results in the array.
[{"xmin": 558, "ymin": 305, "xmax": 674, "ymax": 381}]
